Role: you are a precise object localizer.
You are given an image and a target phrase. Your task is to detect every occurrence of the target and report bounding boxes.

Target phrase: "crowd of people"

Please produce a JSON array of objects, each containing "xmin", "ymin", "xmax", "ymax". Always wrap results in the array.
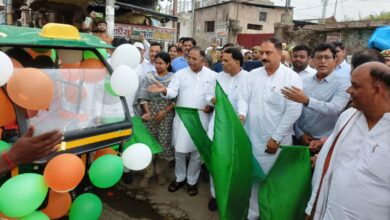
[
  {"xmin": 107, "ymin": 32, "xmax": 389, "ymax": 219},
  {"xmin": 1, "ymin": 21, "xmax": 390, "ymax": 219}
]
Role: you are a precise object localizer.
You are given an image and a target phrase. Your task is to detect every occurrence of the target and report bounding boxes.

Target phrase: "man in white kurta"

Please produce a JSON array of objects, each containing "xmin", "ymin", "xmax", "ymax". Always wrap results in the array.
[
  {"xmin": 306, "ymin": 62, "xmax": 390, "ymax": 219},
  {"xmin": 237, "ymin": 38, "xmax": 302, "ymax": 219},
  {"xmin": 206, "ymin": 47, "xmax": 248, "ymax": 211},
  {"xmin": 148, "ymin": 47, "xmax": 217, "ymax": 195}
]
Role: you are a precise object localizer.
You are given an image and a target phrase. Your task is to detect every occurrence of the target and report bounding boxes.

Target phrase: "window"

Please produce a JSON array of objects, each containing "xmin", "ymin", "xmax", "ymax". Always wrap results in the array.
[
  {"xmin": 259, "ymin": 12, "xmax": 267, "ymax": 22},
  {"xmin": 204, "ymin": 21, "xmax": 215, "ymax": 32},
  {"xmin": 247, "ymin": 23, "xmax": 263, "ymax": 30}
]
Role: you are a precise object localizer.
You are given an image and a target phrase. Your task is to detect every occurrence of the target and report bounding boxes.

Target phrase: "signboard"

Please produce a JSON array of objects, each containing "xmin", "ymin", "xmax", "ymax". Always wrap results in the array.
[{"xmin": 114, "ymin": 23, "xmax": 176, "ymax": 42}]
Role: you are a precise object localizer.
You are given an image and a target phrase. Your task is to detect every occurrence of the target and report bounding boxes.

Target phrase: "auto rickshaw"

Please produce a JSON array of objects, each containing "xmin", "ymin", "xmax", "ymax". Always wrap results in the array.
[{"xmin": 0, "ymin": 23, "xmax": 133, "ymax": 182}]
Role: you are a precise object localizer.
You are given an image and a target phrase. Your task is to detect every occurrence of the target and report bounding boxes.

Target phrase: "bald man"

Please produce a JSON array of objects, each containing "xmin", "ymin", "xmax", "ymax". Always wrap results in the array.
[{"xmin": 306, "ymin": 62, "xmax": 390, "ymax": 220}]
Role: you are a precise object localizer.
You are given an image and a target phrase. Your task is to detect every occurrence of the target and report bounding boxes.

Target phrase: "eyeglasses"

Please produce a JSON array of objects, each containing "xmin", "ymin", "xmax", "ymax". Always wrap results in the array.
[{"xmin": 314, "ymin": 55, "xmax": 333, "ymax": 61}]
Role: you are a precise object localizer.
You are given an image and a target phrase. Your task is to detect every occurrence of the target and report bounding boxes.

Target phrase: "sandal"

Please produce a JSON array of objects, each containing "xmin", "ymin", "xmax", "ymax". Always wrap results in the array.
[
  {"xmin": 187, "ymin": 184, "xmax": 198, "ymax": 196},
  {"xmin": 168, "ymin": 180, "xmax": 186, "ymax": 192}
]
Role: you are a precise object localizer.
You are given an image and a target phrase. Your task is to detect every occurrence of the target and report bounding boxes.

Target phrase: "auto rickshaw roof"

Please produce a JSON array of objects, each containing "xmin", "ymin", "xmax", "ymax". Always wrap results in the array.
[{"xmin": 0, "ymin": 23, "xmax": 113, "ymax": 49}]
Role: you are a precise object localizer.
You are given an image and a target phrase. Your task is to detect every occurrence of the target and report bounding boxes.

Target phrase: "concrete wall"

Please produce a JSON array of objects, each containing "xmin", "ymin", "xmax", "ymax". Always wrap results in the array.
[
  {"xmin": 177, "ymin": 12, "xmax": 193, "ymax": 40},
  {"xmin": 193, "ymin": 2, "xmax": 285, "ymax": 48},
  {"xmin": 284, "ymin": 29, "xmax": 374, "ymax": 56},
  {"xmin": 236, "ymin": 4, "xmax": 284, "ymax": 34}
]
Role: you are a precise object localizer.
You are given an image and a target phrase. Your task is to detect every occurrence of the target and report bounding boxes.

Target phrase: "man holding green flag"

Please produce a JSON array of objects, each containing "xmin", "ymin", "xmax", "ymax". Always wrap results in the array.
[
  {"xmin": 205, "ymin": 47, "xmax": 249, "ymax": 212},
  {"xmin": 237, "ymin": 38, "xmax": 303, "ymax": 219}
]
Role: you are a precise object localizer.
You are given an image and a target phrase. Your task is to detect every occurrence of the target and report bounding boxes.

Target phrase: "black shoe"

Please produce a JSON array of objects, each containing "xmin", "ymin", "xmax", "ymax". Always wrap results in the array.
[
  {"xmin": 187, "ymin": 183, "xmax": 198, "ymax": 196},
  {"xmin": 200, "ymin": 164, "xmax": 210, "ymax": 183},
  {"xmin": 122, "ymin": 171, "xmax": 133, "ymax": 184},
  {"xmin": 208, "ymin": 197, "xmax": 217, "ymax": 211},
  {"xmin": 168, "ymin": 180, "xmax": 186, "ymax": 192}
]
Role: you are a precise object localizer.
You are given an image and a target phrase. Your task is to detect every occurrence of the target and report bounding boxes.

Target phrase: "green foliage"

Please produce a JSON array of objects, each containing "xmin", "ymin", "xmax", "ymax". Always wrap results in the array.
[{"xmin": 365, "ymin": 11, "xmax": 390, "ymax": 20}]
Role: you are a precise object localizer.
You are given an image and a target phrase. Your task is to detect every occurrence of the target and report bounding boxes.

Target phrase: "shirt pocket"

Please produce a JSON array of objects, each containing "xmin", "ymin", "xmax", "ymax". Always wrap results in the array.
[
  {"xmin": 264, "ymin": 86, "xmax": 284, "ymax": 107},
  {"xmin": 359, "ymin": 141, "xmax": 390, "ymax": 184}
]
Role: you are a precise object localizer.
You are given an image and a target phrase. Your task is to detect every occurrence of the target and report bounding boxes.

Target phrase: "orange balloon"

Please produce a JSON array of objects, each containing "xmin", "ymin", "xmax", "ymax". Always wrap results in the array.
[
  {"xmin": 6, "ymin": 68, "xmax": 54, "ymax": 110},
  {"xmin": 41, "ymin": 190, "xmax": 72, "ymax": 219},
  {"xmin": 0, "ymin": 89, "xmax": 16, "ymax": 127},
  {"xmin": 58, "ymin": 109, "xmax": 89, "ymax": 121},
  {"xmin": 64, "ymin": 85, "xmax": 87, "ymax": 104},
  {"xmin": 93, "ymin": 148, "xmax": 118, "ymax": 161},
  {"xmin": 60, "ymin": 63, "xmax": 80, "ymax": 69},
  {"xmin": 60, "ymin": 69, "xmax": 82, "ymax": 82},
  {"xmin": 79, "ymin": 59, "xmax": 108, "ymax": 83},
  {"xmin": 44, "ymin": 153, "xmax": 85, "ymax": 192},
  {"xmin": 10, "ymin": 58, "xmax": 23, "ymax": 68}
]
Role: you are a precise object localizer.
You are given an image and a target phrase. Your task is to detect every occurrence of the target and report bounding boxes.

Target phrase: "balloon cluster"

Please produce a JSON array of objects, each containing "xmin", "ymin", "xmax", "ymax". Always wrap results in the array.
[
  {"xmin": 109, "ymin": 44, "xmax": 140, "ymax": 97},
  {"xmin": 0, "ymin": 143, "xmax": 152, "ymax": 219},
  {"xmin": 0, "ymin": 51, "xmax": 54, "ymax": 111}
]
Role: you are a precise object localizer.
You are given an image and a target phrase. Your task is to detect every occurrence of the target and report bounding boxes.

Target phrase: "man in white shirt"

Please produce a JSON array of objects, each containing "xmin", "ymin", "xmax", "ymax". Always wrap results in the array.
[
  {"xmin": 306, "ymin": 62, "xmax": 390, "ymax": 220},
  {"xmin": 332, "ymin": 42, "xmax": 351, "ymax": 79},
  {"xmin": 148, "ymin": 46, "xmax": 217, "ymax": 196},
  {"xmin": 141, "ymin": 42, "xmax": 162, "ymax": 77},
  {"xmin": 237, "ymin": 38, "xmax": 302, "ymax": 219},
  {"xmin": 206, "ymin": 47, "xmax": 248, "ymax": 211},
  {"xmin": 291, "ymin": 44, "xmax": 316, "ymax": 79}
]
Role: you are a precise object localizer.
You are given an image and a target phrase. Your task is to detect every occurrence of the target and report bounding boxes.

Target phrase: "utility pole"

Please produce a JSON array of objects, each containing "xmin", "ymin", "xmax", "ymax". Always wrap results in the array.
[
  {"xmin": 333, "ymin": 0, "xmax": 338, "ymax": 17},
  {"xmin": 191, "ymin": 0, "xmax": 196, "ymax": 37},
  {"xmin": 6, "ymin": 0, "xmax": 13, "ymax": 25},
  {"xmin": 106, "ymin": 0, "xmax": 115, "ymax": 38},
  {"xmin": 321, "ymin": 0, "xmax": 329, "ymax": 21}
]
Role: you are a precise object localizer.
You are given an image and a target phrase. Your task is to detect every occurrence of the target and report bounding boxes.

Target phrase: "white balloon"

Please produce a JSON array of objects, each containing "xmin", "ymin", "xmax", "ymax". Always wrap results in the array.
[
  {"xmin": 121, "ymin": 143, "xmax": 152, "ymax": 171},
  {"xmin": 110, "ymin": 65, "xmax": 139, "ymax": 97},
  {"xmin": 111, "ymin": 44, "xmax": 141, "ymax": 69},
  {"xmin": 0, "ymin": 51, "xmax": 14, "ymax": 86},
  {"xmin": 58, "ymin": 49, "xmax": 83, "ymax": 64}
]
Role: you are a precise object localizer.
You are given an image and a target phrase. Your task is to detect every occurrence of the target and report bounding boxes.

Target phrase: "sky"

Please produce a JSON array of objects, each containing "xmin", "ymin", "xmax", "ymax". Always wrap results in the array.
[{"xmin": 271, "ymin": 0, "xmax": 390, "ymax": 21}]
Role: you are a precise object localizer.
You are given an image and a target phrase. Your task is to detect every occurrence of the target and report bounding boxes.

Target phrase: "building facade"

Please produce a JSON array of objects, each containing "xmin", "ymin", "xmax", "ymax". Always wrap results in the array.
[{"xmin": 177, "ymin": 0, "xmax": 289, "ymax": 48}]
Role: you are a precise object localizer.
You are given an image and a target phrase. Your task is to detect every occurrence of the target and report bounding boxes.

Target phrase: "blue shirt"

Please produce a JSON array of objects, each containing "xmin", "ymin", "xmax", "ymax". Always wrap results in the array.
[
  {"xmin": 243, "ymin": 60, "xmax": 263, "ymax": 72},
  {"xmin": 213, "ymin": 61, "xmax": 223, "ymax": 73},
  {"xmin": 333, "ymin": 60, "xmax": 351, "ymax": 79},
  {"xmin": 294, "ymin": 71, "xmax": 351, "ymax": 139},
  {"xmin": 171, "ymin": 56, "xmax": 188, "ymax": 73}
]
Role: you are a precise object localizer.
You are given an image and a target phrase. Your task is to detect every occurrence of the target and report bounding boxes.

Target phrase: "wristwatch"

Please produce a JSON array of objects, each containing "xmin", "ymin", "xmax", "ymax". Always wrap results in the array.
[{"xmin": 271, "ymin": 138, "xmax": 280, "ymax": 145}]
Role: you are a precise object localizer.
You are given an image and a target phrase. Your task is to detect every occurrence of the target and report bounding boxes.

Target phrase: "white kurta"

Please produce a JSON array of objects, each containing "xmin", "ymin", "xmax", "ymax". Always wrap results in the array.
[
  {"xmin": 207, "ymin": 69, "xmax": 248, "ymax": 139},
  {"xmin": 237, "ymin": 64, "xmax": 303, "ymax": 173},
  {"xmin": 164, "ymin": 66, "xmax": 217, "ymax": 153},
  {"xmin": 306, "ymin": 108, "xmax": 390, "ymax": 220}
]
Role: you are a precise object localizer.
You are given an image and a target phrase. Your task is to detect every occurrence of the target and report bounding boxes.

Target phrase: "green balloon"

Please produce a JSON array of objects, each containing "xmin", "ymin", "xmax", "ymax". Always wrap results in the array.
[
  {"xmin": 0, "ymin": 173, "xmax": 48, "ymax": 218},
  {"xmin": 84, "ymin": 49, "xmax": 109, "ymax": 60},
  {"xmin": 69, "ymin": 193, "xmax": 102, "ymax": 220},
  {"xmin": 50, "ymin": 49, "xmax": 56, "ymax": 62},
  {"xmin": 98, "ymin": 48, "xmax": 109, "ymax": 59},
  {"xmin": 0, "ymin": 141, "xmax": 10, "ymax": 154},
  {"xmin": 20, "ymin": 211, "xmax": 49, "ymax": 220},
  {"xmin": 88, "ymin": 155, "xmax": 123, "ymax": 188},
  {"xmin": 83, "ymin": 50, "xmax": 98, "ymax": 59},
  {"xmin": 104, "ymin": 80, "xmax": 118, "ymax": 96}
]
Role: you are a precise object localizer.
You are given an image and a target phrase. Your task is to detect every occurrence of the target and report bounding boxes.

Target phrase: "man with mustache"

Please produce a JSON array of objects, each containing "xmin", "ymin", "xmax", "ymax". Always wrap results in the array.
[
  {"xmin": 281, "ymin": 43, "xmax": 350, "ymax": 148},
  {"xmin": 306, "ymin": 62, "xmax": 390, "ymax": 220},
  {"xmin": 237, "ymin": 38, "xmax": 303, "ymax": 219}
]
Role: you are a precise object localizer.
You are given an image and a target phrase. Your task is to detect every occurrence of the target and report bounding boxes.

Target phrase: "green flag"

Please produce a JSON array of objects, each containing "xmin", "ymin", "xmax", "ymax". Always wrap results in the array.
[
  {"xmin": 211, "ymin": 82, "xmax": 254, "ymax": 220},
  {"xmin": 174, "ymin": 107, "xmax": 212, "ymax": 167},
  {"xmin": 259, "ymin": 146, "xmax": 311, "ymax": 220},
  {"xmin": 176, "ymin": 82, "xmax": 253, "ymax": 220},
  {"xmin": 123, "ymin": 116, "xmax": 163, "ymax": 154}
]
